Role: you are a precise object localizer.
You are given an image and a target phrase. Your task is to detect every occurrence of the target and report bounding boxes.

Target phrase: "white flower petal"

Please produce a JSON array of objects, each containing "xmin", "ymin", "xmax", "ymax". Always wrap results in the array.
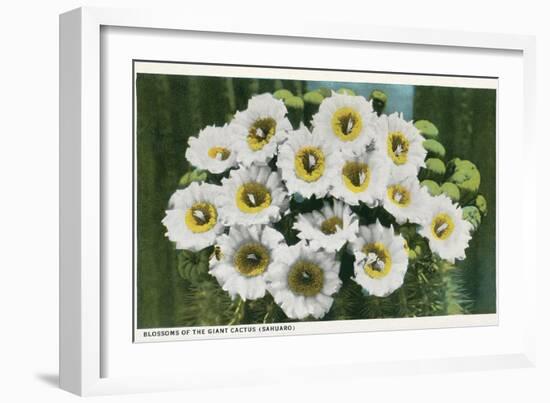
[
  {"xmin": 266, "ymin": 242, "xmax": 341, "ymax": 320},
  {"xmin": 185, "ymin": 125, "xmax": 239, "ymax": 174},
  {"xmin": 350, "ymin": 220, "xmax": 408, "ymax": 297},
  {"xmin": 209, "ymin": 225, "xmax": 286, "ymax": 301},
  {"xmin": 418, "ymin": 194, "xmax": 472, "ymax": 263},
  {"xmin": 162, "ymin": 182, "xmax": 224, "ymax": 251}
]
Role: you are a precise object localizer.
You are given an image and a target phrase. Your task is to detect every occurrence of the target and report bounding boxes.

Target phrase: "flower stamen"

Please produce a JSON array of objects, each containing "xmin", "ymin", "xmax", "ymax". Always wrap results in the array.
[
  {"xmin": 192, "ymin": 209, "xmax": 206, "ymax": 223},
  {"xmin": 387, "ymin": 184, "xmax": 411, "ymax": 207},
  {"xmin": 331, "ymin": 107, "xmax": 363, "ymax": 141},
  {"xmin": 208, "ymin": 146, "xmax": 231, "ymax": 161},
  {"xmin": 184, "ymin": 202, "xmax": 218, "ymax": 233},
  {"xmin": 236, "ymin": 182, "xmax": 272, "ymax": 213},
  {"xmin": 287, "ymin": 260, "xmax": 324, "ymax": 297},
  {"xmin": 294, "ymin": 146, "xmax": 325, "ymax": 182},
  {"xmin": 431, "ymin": 213, "xmax": 455, "ymax": 240},
  {"xmin": 308, "ymin": 154, "xmax": 317, "ymax": 170},
  {"xmin": 248, "ymin": 117, "xmax": 277, "ymax": 151},
  {"xmin": 342, "ymin": 161, "xmax": 370, "ymax": 193},
  {"xmin": 233, "ymin": 242, "xmax": 270, "ymax": 277},
  {"xmin": 387, "ymin": 131, "xmax": 410, "ymax": 165},
  {"xmin": 362, "ymin": 242, "xmax": 392, "ymax": 279},
  {"xmin": 320, "ymin": 216, "xmax": 343, "ymax": 235}
]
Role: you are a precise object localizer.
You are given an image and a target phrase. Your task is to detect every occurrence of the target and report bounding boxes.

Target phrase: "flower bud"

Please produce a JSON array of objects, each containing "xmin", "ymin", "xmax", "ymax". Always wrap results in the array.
[
  {"xmin": 462, "ymin": 206, "xmax": 482, "ymax": 231},
  {"xmin": 317, "ymin": 87, "xmax": 332, "ymax": 98},
  {"xmin": 475, "ymin": 194, "xmax": 488, "ymax": 216},
  {"xmin": 414, "ymin": 119, "xmax": 439, "ymax": 139},
  {"xmin": 284, "ymin": 96, "xmax": 305, "ymax": 129},
  {"xmin": 423, "ymin": 139, "xmax": 446, "ymax": 159},
  {"xmin": 303, "ymin": 91, "xmax": 325, "ymax": 126},
  {"xmin": 178, "ymin": 169, "xmax": 208, "ymax": 188},
  {"xmin": 273, "ymin": 89, "xmax": 293, "ymax": 101},
  {"xmin": 421, "ymin": 158, "xmax": 446, "ymax": 181},
  {"xmin": 369, "ymin": 89, "xmax": 388, "ymax": 116},
  {"xmin": 446, "ymin": 158, "xmax": 481, "ymax": 203},
  {"xmin": 303, "ymin": 91, "xmax": 324, "ymax": 105},
  {"xmin": 440, "ymin": 182, "xmax": 460, "ymax": 203},
  {"xmin": 420, "ymin": 179, "xmax": 441, "ymax": 196},
  {"xmin": 336, "ymin": 88, "xmax": 356, "ymax": 96}
]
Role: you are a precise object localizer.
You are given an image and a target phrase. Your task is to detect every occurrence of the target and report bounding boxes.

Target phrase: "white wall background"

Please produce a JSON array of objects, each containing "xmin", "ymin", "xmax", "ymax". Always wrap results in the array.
[{"xmin": 0, "ymin": 0, "xmax": 547, "ymax": 401}]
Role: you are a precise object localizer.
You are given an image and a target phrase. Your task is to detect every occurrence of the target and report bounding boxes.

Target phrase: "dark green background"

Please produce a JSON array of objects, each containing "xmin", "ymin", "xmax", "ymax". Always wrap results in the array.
[{"xmin": 135, "ymin": 71, "xmax": 496, "ymax": 329}]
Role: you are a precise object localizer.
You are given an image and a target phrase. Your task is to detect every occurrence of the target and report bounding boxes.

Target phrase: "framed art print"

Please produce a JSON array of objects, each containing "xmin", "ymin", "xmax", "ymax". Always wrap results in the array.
[
  {"xmin": 132, "ymin": 61, "xmax": 497, "ymax": 343},
  {"xmin": 59, "ymin": 7, "xmax": 537, "ymax": 396}
]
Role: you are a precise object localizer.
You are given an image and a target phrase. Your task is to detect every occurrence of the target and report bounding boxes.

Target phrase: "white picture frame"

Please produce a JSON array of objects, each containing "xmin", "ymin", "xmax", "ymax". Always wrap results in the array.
[{"xmin": 59, "ymin": 6, "xmax": 537, "ymax": 396}]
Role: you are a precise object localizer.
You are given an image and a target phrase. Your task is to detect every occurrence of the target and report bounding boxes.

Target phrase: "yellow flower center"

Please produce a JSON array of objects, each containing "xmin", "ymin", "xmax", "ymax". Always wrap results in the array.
[
  {"xmin": 233, "ymin": 242, "xmax": 270, "ymax": 277},
  {"xmin": 342, "ymin": 161, "xmax": 370, "ymax": 193},
  {"xmin": 362, "ymin": 242, "xmax": 392, "ymax": 279},
  {"xmin": 294, "ymin": 146, "xmax": 325, "ymax": 182},
  {"xmin": 207, "ymin": 146, "xmax": 231, "ymax": 161},
  {"xmin": 184, "ymin": 202, "xmax": 218, "ymax": 233},
  {"xmin": 320, "ymin": 216, "xmax": 343, "ymax": 235},
  {"xmin": 331, "ymin": 107, "xmax": 363, "ymax": 141},
  {"xmin": 247, "ymin": 117, "xmax": 277, "ymax": 151},
  {"xmin": 387, "ymin": 131, "xmax": 410, "ymax": 165},
  {"xmin": 287, "ymin": 260, "xmax": 324, "ymax": 297},
  {"xmin": 387, "ymin": 184, "xmax": 411, "ymax": 207},
  {"xmin": 236, "ymin": 182, "xmax": 272, "ymax": 213},
  {"xmin": 431, "ymin": 213, "xmax": 455, "ymax": 240}
]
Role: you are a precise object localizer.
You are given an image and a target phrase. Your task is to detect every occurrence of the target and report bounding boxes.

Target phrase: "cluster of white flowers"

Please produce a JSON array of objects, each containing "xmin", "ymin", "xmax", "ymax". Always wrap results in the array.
[{"xmin": 162, "ymin": 92, "xmax": 473, "ymax": 320}]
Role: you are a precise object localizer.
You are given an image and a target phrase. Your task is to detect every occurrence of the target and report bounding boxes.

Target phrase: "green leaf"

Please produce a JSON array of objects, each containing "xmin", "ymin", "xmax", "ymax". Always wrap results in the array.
[
  {"xmin": 414, "ymin": 119, "xmax": 439, "ymax": 138},
  {"xmin": 422, "ymin": 139, "xmax": 446, "ymax": 159}
]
